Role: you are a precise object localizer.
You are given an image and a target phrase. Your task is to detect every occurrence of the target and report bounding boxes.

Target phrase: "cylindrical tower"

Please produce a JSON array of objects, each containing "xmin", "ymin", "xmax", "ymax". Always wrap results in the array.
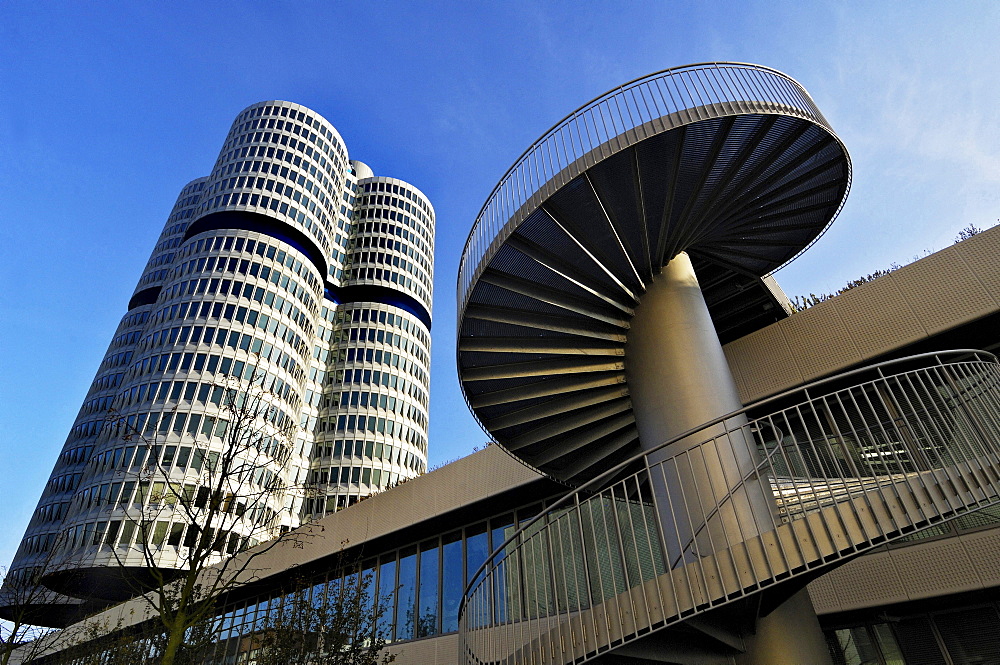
[
  {"xmin": 303, "ymin": 169, "xmax": 435, "ymax": 517},
  {"xmin": 1, "ymin": 102, "xmax": 435, "ymax": 625}
]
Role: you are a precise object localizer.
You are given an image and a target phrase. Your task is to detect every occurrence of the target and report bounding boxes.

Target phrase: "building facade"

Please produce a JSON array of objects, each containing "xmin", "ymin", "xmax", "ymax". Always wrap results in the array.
[{"xmin": 2, "ymin": 101, "xmax": 434, "ymax": 623}]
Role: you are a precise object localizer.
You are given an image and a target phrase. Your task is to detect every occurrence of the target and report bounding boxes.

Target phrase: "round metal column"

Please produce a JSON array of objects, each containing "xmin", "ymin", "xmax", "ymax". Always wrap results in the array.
[
  {"xmin": 626, "ymin": 252, "xmax": 831, "ymax": 664},
  {"xmin": 735, "ymin": 590, "xmax": 833, "ymax": 665},
  {"xmin": 625, "ymin": 252, "xmax": 774, "ymax": 564}
]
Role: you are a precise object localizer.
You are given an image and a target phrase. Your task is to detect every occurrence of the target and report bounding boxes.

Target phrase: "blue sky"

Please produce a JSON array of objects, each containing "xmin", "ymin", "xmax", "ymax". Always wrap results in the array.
[{"xmin": 2, "ymin": 1, "xmax": 999, "ymax": 568}]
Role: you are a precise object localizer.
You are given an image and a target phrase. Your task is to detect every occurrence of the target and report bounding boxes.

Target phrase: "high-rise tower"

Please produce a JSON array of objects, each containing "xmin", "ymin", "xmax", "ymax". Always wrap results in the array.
[{"xmin": 2, "ymin": 101, "xmax": 434, "ymax": 626}]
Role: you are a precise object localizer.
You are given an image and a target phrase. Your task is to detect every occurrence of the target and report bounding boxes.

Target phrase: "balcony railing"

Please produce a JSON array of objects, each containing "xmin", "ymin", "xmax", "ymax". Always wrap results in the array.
[{"xmin": 458, "ymin": 351, "xmax": 1000, "ymax": 665}]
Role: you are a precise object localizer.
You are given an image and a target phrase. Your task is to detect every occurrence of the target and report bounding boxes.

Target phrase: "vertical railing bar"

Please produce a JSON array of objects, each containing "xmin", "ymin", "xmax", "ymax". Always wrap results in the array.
[
  {"xmin": 653, "ymin": 77, "xmax": 675, "ymax": 120},
  {"xmin": 719, "ymin": 65, "xmax": 752, "ymax": 112},
  {"xmin": 697, "ymin": 430, "xmax": 749, "ymax": 594},
  {"xmin": 636, "ymin": 83, "xmax": 656, "ymax": 131},
  {"xmin": 516, "ymin": 532, "xmax": 528, "ymax": 665},
  {"xmin": 953, "ymin": 362, "xmax": 1000, "ymax": 455},
  {"xmin": 847, "ymin": 382, "xmax": 926, "ymax": 548},
  {"xmin": 856, "ymin": 380, "xmax": 924, "ymax": 532},
  {"xmin": 574, "ymin": 494, "xmax": 599, "ymax": 656},
  {"xmin": 760, "ymin": 68, "xmax": 792, "ymax": 110},
  {"xmin": 627, "ymin": 86, "xmax": 648, "ymax": 139},
  {"xmin": 781, "ymin": 405, "xmax": 833, "ymax": 568},
  {"xmin": 818, "ymin": 390, "xmax": 868, "ymax": 518},
  {"xmin": 571, "ymin": 115, "xmax": 588, "ymax": 168},
  {"xmin": 538, "ymin": 525, "xmax": 553, "ymax": 662},
  {"xmin": 756, "ymin": 415, "xmax": 795, "ymax": 579},
  {"xmin": 729, "ymin": 421, "xmax": 773, "ymax": 585},
  {"xmin": 913, "ymin": 365, "xmax": 978, "ymax": 489},
  {"xmin": 677, "ymin": 71, "xmax": 701, "ymax": 119},
  {"xmin": 949, "ymin": 363, "xmax": 992, "ymax": 433},
  {"xmin": 702, "ymin": 65, "xmax": 727, "ymax": 113},
  {"xmin": 893, "ymin": 370, "xmax": 968, "ymax": 516},
  {"xmin": 730, "ymin": 67, "xmax": 757, "ymax": 107},
  {"xmin": 583, "ymin": 109, "xmax": 600, "ymax": 166},
  {"xmin": 632, "ymin": 467, "xmax": 668, "ymax": 629},
  {"xmin": 733, "ymin": 419, "xmax": 784, "ymax": 583},
  {"xmin": 561, "ymin": 509, "xmax": 580, "ymax": 651},
  {"xmin": 543, "ymin": 513, "xmax": 560, "ymax": 629},
  {"xmin": 608, "ymin": 482, "xmax": 632, "ymax": 591},
  {"xmin": 660, "ymin": 457, "xmax": 697, "ymax": 614},
  {"xmin": 681, "ymin": 450, "xmax": 716, "ymax": 606},
  {"xmin": 666, "ymin": 74, "xmax": 689, "ymax": 124},
  {"xmin": 975, "ymin": 364, "xmax": 1000, "ymax": 443},
  {"xmin": 585, "ymin": 490, "xmax": 611, "ymax": 652},
  {"xmin": 614, "ymin": 91, "xmax": 631, "ymax": 149},
  {"xmin": 830, "ymin": 390, "xmax": 890, "ymax": 544},
  {"xmin": 842, "ymin": 384, "xmax": 896, "ymax": 510},
  {"xmin": 598, "ymin": 102, "xmax": 616, "ymax": 156},
  {"xmin": 533, "ymin": 519, "xmax": 548, "ymax": 659},
  {"xmin": 605, "ymin": 481, "xmax": 632, "ymax": 641},
  {"xmin": 566, "ymin": 505, "xmax": 585, "ymax": 655},
  {"xmin": 543, "ymin": 130, "xmax": 558, "ymax": 184},
  {"xmin": 689, "ymin": 68, "xmax": 712, "ymax": 110},
  {"xmin": 793, "ymin": 400, "xmax": 849, "ymax": 559},
  {"xmin": 747, "ymin": 68, "xmax": 775, "ymax": 113},
  {"xmin": 932, "ymin": 364, "xmax": 994, "ymax": 491},
  {"xmin": 613, "ymin": 90, "xmax": 634, "ymax": 147},
  {"xmin": 650, "ymin": 458, "xmax": 685, "ymax": 624},
  {"xmin": 621, "ymin": 472, "xmax": 653, "ymax": 633},
  {"xmin": 933, "ymin": 362, "xmax": 993, "ymax": 500},
  {"xmin": 757, "ymin": 411, "xmax": 805, "ymax": 571},
  {"xmin": 967, "ymin": 363, "xmax": 1000, "ymax": 477}
]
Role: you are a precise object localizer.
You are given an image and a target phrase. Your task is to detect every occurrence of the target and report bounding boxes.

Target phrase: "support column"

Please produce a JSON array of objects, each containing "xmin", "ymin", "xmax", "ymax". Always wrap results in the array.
[
  {"xmin": 624, "ymin": 253, "xmax": 831, "ymax": 664},
  {"xmin": 734, "ymin": 590, "xmax": 833, "ymax": 665},
  {"xmin": 625, "ymin": 252, "xmax": 773, "ymax": 565}
]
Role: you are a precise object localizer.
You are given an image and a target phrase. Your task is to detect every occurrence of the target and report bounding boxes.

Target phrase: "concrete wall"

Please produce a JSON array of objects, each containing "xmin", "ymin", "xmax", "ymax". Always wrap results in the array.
[
  {"xmin": 808, "ymin": 527, "xmax": 1000, "ymax": 614},
  {"xmin": 718, "ymin": 224, "xmax": 1000, "ymax": 619},
  {"xmin": 723, "ymin": 224, "xmax": 1000, "ymax": 403}
]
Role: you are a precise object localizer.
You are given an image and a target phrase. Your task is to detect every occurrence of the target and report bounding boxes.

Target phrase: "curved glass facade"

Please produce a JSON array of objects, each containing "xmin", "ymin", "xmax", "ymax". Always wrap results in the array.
[{"xmin": 4, "ymin": 101, "xmax": 434, "ymax": 623}]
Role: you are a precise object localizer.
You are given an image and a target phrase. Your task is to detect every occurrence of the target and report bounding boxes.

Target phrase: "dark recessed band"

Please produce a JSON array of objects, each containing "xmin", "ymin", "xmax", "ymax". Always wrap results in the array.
[
  {"xmin": 183, "ymin": 210, "xmax": 329, "ymax": 277},
  {"xmin": 127, "ymin": 286, "xmax": 162, "ymax": 311},
  {"xmin": 325, "ymin": 283, "xmax": 432, "ymax": 330}
]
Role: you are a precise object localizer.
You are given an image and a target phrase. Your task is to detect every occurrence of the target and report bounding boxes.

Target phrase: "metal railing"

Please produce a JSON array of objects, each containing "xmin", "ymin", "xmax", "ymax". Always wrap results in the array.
[
  {"xmin": 457, "ymin": 63, "xmax": 839, "ymax": 326},
  {"xmin": 458, "ymin": 351, "xmax": 1000, "ymax": 665}
]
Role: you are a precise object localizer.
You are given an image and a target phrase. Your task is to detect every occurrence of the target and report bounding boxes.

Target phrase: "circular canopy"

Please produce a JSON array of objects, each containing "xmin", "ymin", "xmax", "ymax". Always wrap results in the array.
[{"xmin": 457, "ymin": 63, "xmax": 851, "ymax": 483}]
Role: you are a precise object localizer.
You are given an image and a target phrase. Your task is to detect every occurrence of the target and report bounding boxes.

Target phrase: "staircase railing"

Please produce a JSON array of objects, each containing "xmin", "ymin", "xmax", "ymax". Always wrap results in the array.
[{"xmin": 458, "ymin": 350, "xmax": 1000, "ymax": 665}]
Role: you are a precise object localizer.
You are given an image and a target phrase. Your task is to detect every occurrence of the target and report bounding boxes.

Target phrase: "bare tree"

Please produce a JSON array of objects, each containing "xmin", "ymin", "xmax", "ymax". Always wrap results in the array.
[
  {"xmin": 1, "ymin": 564, "xmax": 63, "ymax": 665},
  {"xmin": 97, "ymin": 366, "xmax": 312, "ymax": 665},
  {"xmin": 253, "ymin": 561, "xmax": 395, "ymax": 665}
]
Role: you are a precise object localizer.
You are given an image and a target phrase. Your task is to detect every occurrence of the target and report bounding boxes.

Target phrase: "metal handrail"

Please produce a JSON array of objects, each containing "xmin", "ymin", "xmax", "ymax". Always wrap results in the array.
[
  {"xmin": 463, "ymin": 349, "xmax": 996, "ymax": 598},
  {"xmin": 458, "ymin": 350, "xmax": 1000, "ymax": 665},
  {"xmin": 456, "ymin": 62, "xmax": 841, "ymax": 325}
]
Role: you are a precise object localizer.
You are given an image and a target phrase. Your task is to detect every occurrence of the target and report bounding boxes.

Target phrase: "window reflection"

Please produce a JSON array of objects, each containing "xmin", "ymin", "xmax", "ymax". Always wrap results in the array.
[
  {"xmin": 441, "ymin": 531, "xmax": 462, "ymax": 633},
  {"xmin": 465, "ymin": 522, "xmax": 488, "ymax": 586},
  {"xmin": 377, "ymin": 555, "xmax": 396, "ymax": 641},
  {"xmin": 417, "ymin": 540, "xmax": 439, "ymax": 637},
  {"xmin": 395, "ymin": 547, "xmax": 416, "ymax": 641}
]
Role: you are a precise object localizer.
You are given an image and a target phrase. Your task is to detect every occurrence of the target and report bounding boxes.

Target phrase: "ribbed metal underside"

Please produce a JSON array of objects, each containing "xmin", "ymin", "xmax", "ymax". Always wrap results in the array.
[{"xmin": 459, "ymin": 114, "xmax": 850, "ymax": 484}]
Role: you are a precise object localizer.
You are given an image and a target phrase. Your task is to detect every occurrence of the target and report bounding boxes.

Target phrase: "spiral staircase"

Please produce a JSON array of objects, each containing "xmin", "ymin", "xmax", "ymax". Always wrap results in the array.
[{"xmin": 454, "ymin": 63, "xmax": 1000, "ymax": 664}]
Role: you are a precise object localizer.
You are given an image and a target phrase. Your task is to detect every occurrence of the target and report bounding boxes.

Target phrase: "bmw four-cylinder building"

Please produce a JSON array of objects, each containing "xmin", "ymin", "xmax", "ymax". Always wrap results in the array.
[{"xmin": 6, "ymin": 63, "xmax": 1000, "ymax": 665}]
